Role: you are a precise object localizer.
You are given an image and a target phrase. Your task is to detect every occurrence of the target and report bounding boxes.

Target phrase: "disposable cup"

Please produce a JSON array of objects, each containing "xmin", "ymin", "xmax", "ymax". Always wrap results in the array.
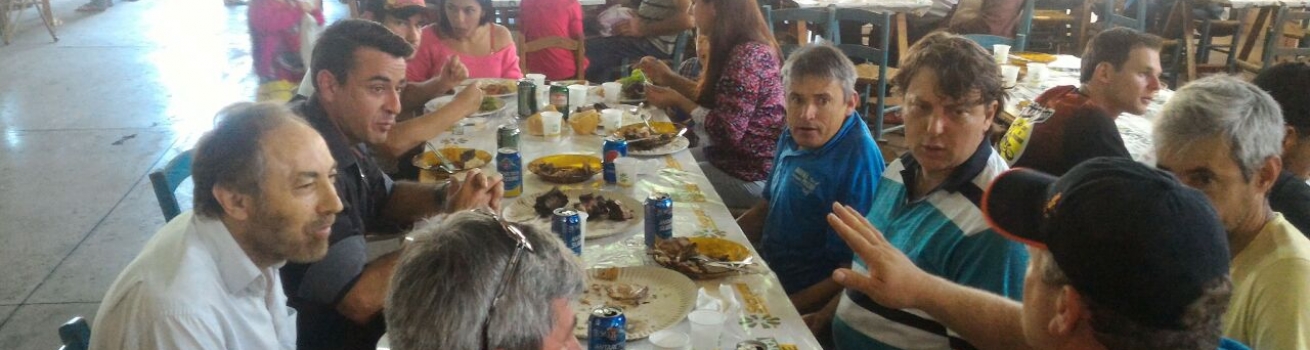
[
  {"xmin": 688, "ymin": 310, "xmax": 726, "ymax": 350},
  {"xmin": 615, "ymin": 157, "xmax": 638, "ymax": 187},
  {"xmin": 602, "ymin": 82, "xmax": 623, "ymax": 104},
  {"xmin": 1001, "ymin": 65, "xmax": 1020, "ymax": 88},
  {"xmin": 650, "ymin": 330, "xmax": 691, "ymax": 350},
  {"xmin": 993, "ymin": 44, "xmax": 1011, "ymax": 65},
  {"xmin": 540, "ymin": 111, "xmax": 563, "ymax": 136},
  {"xmin": 601, "ymin": 109, "xmax": 624, "ymax": 131}
]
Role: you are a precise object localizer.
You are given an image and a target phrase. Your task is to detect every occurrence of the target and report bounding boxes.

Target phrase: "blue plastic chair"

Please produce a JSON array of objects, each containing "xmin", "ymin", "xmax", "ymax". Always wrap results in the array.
[
  {"xmin": 57, "ymin": 317, "xmax": 90, "ymax": 350},
  {"xmin": 960, "ymin": 0, "xmax": 1034, "ymax": 52},
  {"xmin": 149, "ymin": 150, "xmax": 193, "ymax": 222},
  {"xmin": 830, "ymin": 8, "xmax": 895, "ymax": 138}
]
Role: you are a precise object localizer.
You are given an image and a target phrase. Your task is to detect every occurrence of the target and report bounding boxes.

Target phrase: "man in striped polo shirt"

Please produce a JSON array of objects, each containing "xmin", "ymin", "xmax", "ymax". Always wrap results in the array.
[
  {"xmin": 824, "ymin": 32, "xmax": 1029, "ymax": 350},
  {"xmin": 583, "ymin": 0, "xmax": 693, "ymax": 81}
]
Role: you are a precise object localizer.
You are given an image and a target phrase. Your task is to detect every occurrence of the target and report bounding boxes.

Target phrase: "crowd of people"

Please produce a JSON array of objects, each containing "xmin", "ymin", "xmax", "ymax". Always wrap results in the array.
[{"xmin": 79, "ymin": 0, "xmax": 1310, "ymax": 348}]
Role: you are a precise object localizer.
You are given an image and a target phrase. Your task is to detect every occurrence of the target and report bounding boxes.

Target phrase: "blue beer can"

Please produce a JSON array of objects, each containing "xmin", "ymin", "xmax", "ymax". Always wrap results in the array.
[
  {"xmin": 496, "ymin": 148, "xmax": 522, "ymax": 197},
  {"xmin": 602, "ymin": 136, "xmax": 628, "ymax": 184},
  {"xmin": 588, "ymin": 306, "xmax": 627, "ymax": 350},
  {"xmin": 551, "ymin": 208, "xmax": 583, "ymax": 255},
  {"xmin": 644, "ymin": 193, "xmax": 673, "ymax": 248}
]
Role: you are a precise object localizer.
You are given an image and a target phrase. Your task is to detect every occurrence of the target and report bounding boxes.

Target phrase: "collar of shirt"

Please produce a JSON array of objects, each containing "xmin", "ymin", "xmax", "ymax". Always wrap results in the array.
[
  {"xmin": 296, "ymin": 98, "xmax": 365, "ymax": 170},
  {"xmin": 899, "ymin": 138, "xmax": 992, "ymax": 198},
  {"xmin": 779, "ymin": 111, "xmax": 864, "ymax": 158},
  {"xmin": 191, "ymin": 215, "xmax": 282, "ymax": 296}
]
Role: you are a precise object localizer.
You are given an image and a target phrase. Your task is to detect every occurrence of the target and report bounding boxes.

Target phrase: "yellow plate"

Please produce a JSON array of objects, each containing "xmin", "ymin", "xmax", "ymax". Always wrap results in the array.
[
  {"xmin": 1012, "ymin": 52, "xmax": 1058, "ymax": 64},
  {"xmin": 687, "ymin": 237, "xmax": 750, "ymax": 261},
  {"xmin": 653, "ymin": 237, "xmax": 754, "ymax": 279},
  {"xmin": 612, "ymin": 122, "xmax": 685, "ymax": 150},
  {"xmin": 528, "ymin": 154, "xmax": 602, "ymax": 184},
  {"xmin": 412, "ymin": 148, "xmax": 493, "ymax": 180}
]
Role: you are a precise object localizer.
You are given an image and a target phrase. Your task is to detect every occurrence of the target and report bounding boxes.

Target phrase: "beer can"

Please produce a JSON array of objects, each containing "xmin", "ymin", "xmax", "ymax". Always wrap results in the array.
[
  {"xmin": 517, "ymin": 78, "xmax": 537, "ymax": 118},
  {"xmin": 588, "ymin": 306, "xmax": 627, "ymax": 350},
  {"xmin": 735, "ymin": 340, "xmax": 769, "ymax": 350},
  {"xmin": 549, "ymin": 83, "xmax": 570, "ymax": 118},
  {"xmin": 497, "ymin": 123, "xmax": 520, "ymax": 150},
  {"xmin": 644, "ymin": 193, "xmax": 673, "ymax": 248},
  {"xmin": 551, "ymin": 208, "xmax": 583, "ymax": 255},
  {"xmin": 496, "ymin": 148, "xmax": 522, "ymax": 198},
  {"xmin": 602, "ymin": 136, "xmax": 628, "ymax": 184}
]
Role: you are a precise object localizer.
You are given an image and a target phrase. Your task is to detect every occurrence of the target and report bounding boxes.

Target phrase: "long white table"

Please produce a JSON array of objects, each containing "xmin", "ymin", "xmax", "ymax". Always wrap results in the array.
[{"xmin": 379, "ymin": 95, "xmax": 822, "ymax": 349}]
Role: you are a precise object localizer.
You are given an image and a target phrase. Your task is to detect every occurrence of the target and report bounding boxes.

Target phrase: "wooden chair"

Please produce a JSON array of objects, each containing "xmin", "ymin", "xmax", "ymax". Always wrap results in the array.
[
  {"xmin": 763, "ymin": 4, "xmax": 836, "ymax": 58},
  {"xmin": 1260, "ymin": 8, "xmax": 1310, "ymax": 69},
  {"xmin": 960, "ymin": 0, "xmax": 1035, "ymax": 52},
  {"xmin": 2, "ymin": 0, "xmax": 58, "ymax": 45},
  {"xmin": 58, "ymin": 317, "xmax": 90, "ymax": 350},
  {"xmin": 514, "ymin": 32, "xmax": 586, "ymax": 80},
  {"xmin": 831, "ymin": 8, "xmax": 897, "ymax": 138},
  {"xmin": 149, "ymin": 150, "xmax": 193, "ymax": 222}
]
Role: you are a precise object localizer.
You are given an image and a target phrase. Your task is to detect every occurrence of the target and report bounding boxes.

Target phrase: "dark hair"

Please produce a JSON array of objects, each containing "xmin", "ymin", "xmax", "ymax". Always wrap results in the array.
[
  {"xmin": 891, "ymin": 31, "xmax": 1006, "ymax": 110},
  {"xmin": 192, "ymin": 103, "xmax": 310, "ymax": 218},
  {"xmin": 365, "ymin": 0, "xmax": 428, "ymax": 22},
  {"xmin": 435, "ymin": 0, "xmax": 495, "ymax": 38},
  {"xmin": 310, "ymin": 19, "xmax": 416, "ymax": 92},
  {"xmin": 696, "ymin": 0, "xmax": 779, "ymax": 106},
  {"xmin": 1253, "ymin": 62, "xmax": 1310, "ymax": 134},
  {"xmin": 1079, "ymin": 27, "xmax": 1163, "ymax": 83}
]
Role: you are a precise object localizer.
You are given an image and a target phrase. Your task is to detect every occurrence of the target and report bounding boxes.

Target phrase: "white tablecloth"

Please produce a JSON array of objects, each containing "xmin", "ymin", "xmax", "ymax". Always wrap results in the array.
[
  {"xmin": 795, "ymin": 0, "xmax": 932, "ymax": 14},
  {"xmin": 379, "ymin": 95, "xmax": 822, "ymax": 350},
  {"xmin": 1208, "ymin": 0, "xmax": 1310, "ymax": 8},
  {"xmin": 1002, "ymin": 55, "xmax": 1173, "ymax": 164}
]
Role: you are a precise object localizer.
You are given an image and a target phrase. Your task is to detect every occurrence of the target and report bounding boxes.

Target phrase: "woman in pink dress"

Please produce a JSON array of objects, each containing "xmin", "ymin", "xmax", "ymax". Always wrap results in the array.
[{"xmin": 407, "ymin": 0, "xmax": 522, "ymax": 91}]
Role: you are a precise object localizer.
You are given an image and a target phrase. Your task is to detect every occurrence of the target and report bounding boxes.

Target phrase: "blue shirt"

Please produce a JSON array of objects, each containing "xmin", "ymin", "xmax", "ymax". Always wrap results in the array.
[
  {"xmin": 833, "ymin": 140, "xmax": 1029, "ymax": 350},
  {"xmin": 760, "ymin": 112, "xmax": 885, "ymax": 294}
]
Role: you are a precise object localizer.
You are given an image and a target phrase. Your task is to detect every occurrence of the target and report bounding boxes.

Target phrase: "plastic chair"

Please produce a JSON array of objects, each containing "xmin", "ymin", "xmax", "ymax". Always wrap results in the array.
[
  {"xmin": 959, "ymin": 0, "xmax": 1034, "ymax": 52},
  {"xmin": 763, "ymin": 5, "xmax": 836, "ymax": 58},
  {"xmin": 57, "ymin": 317, "xmax": 90, "ymax": 350},
  {"xmin": 831, "ymin": 8, "xmax": 895, "ymax": 138},
  {"xmin": 149, "ymin": 151, "xmax": 193, "ymax": 222},
  {"xmin": 515, "ymin": 32, "xmax": 587, "ymax": 80}
]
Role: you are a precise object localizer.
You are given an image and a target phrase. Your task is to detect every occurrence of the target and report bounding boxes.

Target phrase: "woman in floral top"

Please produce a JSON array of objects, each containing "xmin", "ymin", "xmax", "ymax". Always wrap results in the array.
[{"xmin": 639, "ymin": 0, "xmax": 785, "ymax": 209}]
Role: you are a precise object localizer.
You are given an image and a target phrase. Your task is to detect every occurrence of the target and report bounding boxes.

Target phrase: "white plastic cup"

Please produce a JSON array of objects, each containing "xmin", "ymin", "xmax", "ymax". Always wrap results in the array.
[
  {"xmin": 526, "ymin": 73, "xmax": 546, "ymax": 87},
  {"xmin": 601, "ymin": 109, "xmax": 624, "ymax": 131},
  {"xmin": 602, "ymin": 82, "xmax": 623, "ymax": 104},
  {"xmin": 650, "ymin": 330, "xmax": 692, "ymax": 350},
  {"xmin": 1026, "ymin": 63, "xmax": 1048, "ymax": 86},
  {"xmin": 614, "ymin": 157, "xmax": 638, "ymax": 187},
  {"xmin": 528, "ymin": 74, "xmax": 547, "ymax": 108},
  {"xmin": 576, "ymin": 211, "xmax": 588, "ymax": 249},
  {"xmin": 992, "ymin": 44, "xmax": 1011, "ymax": 65},
  {"xmin": 687, "ymin": 310, "xmax": 726, "ymax": 350},
  {"xmin": 540, "ymin": 111, "xmax": 563, "ymax": 136},
  {"xmin": 568, "ymin": 84, "xmax": 589, "ymax": 110},
  {"xmin": 1001, "ymin": 65, "xmax": 1021, "ymax": 88}
]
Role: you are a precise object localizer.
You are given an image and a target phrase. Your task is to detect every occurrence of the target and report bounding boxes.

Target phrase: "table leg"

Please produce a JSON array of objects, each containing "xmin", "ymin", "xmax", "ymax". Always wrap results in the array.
[
  {"xmin": 896, "ymin": 13, "xmax": 908, "ymax": 62},
  {"xmin": 1183, "ymin": 1, "xmax": 1198, "ymax": 82},
  {"xmin": 1238, "ymin": 7, "xmax": 1273, "ymax": 63},
  {"xmin": 793, "ymin": 21, "xmax": 808, "ymax": 45}
]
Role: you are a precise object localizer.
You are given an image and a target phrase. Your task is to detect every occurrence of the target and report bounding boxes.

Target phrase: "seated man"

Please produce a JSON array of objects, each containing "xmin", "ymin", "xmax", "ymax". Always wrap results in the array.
[
  {"xmin": 828, "ymin": 32, "xmax": 1029, "ymax": 350},
  {"xmin": 827, "ymin": 157, "xmax": 1250, "ymax": 350},
  {"xmin": 285, "ymin": 19, "xmax": 504, "ymax": 350},
  {"xmin": 1153, "ymin": 75, "xmax": 1310, "ymax": 349},
  {"xmin": 583, "ymin": 0, "xmax": 693, "ymax": 82},
  {"xmin": 91, "ymin": 102, "xmax": 342, "ymax": 349},
  {"xmin": 386, "ymin": 210, "xmax": 584, "ymax": 350},
  {"xmin": 1253, "ymin": 62, "xmax": 1310, "ymax": 235},
  {"xmin": 736, "ymin": 44, "xmax": 885, "ymax": 321},
  {"xmin": 997, "ymin": 27, "xmax": 1162, "ymax": 175}
]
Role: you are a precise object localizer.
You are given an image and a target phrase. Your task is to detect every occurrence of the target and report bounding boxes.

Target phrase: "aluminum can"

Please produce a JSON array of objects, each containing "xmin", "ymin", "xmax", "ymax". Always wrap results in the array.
[
  {"xmin": 550, "ymin": 83, "xmax": 570, "ymax": 117},
  {"xmin": 735, "ymin": 340, "xmax": 769, "ymax": 350},
  {"xmin": 496, "ymin": 123, "xmax": 520, "ymax": 150},
  {"xmin": 602, "ymin": 136, "xmax": 628, "ymax": 184},
  {"xmin": 552, "ymin": 208, "xmax": 583, "ymax": 255},
  {"xmin": 496, "ymin": 148, "xmax": 522, "ymax": 198},
  {"xmin": 644, "ymin": 193, "xmax": 673, "ymax": 248},
  {"xmin": 587, "ymin": 306, "xmax": 627, "ymax": 350},
  {"xmin": 517, "ymin": 78, "xmax": 537, "ymax": 117}
]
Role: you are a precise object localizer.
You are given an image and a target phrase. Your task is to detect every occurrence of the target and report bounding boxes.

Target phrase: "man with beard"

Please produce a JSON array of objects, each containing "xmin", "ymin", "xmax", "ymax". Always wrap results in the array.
[
  {"xmin": 285, "ymin": 19, "xmax": 504, "ymax": 350},
  {"xmin": 91, "ymin": 103, "xmax": 342, "ymax": 349}
]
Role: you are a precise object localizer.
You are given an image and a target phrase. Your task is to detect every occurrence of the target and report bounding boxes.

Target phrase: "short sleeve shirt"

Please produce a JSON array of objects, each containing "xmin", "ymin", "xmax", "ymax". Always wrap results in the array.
[
  {"xmin": 997, "ymin": 85, "xmax": 1130, "ymax": 175},
  {"xmin": 282, "ymin": 98, "xmax": 396, "ymax": 349}
]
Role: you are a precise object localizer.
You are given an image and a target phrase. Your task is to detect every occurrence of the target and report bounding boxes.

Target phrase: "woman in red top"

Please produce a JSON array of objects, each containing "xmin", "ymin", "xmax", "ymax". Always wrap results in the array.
[
  {"xmin": 520, "ymin": 0, "xmax": 589, "ymax": 80},
  {"xmin": 407, "ymin": 0, "xmax": 522, "ymax": 90}
]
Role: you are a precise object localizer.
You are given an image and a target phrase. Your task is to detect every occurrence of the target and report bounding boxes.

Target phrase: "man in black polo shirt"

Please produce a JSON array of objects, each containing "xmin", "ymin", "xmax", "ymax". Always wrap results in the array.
[
  {"xmin": 283, "ymin": 20, "xmax": 504, "ymax": 350},
  {"xmin": 1254, "ymin": 62, "xmax": 1310, "ymax": 236}
]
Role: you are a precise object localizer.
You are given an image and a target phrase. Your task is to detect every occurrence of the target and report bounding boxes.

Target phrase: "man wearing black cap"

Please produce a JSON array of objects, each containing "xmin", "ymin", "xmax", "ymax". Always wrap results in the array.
[{"xmin": 826, "ymin": 157, "xmax": 1249, "ymax": 350}]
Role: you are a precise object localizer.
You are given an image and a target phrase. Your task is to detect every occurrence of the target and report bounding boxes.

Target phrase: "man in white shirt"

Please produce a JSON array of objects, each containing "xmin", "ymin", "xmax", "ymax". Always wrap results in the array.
[{"xmin": 90, "ymin": 102, "xmax": 344, "ymax": 350}]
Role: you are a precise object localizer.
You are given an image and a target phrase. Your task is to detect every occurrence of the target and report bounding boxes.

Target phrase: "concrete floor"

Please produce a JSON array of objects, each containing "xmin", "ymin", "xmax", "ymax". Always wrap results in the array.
[{"xmin": 0, "ymin": 0, "xmax": 346, "ymax": 348}]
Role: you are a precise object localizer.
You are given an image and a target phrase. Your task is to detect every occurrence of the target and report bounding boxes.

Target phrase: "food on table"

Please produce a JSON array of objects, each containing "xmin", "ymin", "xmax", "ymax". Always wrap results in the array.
[
  {"xmin": 595, "ymin": 267, "xmax": 621, "ymax": 281},
  {"xmin": 533, "ymin": 187, "xmax": 570, "ymax": 218},
  {"xmin": 604, "ymin": 283, "xmax": 650, "ymax": 306},
  {"xmin": 568, "ymin": 109, "xmax": 600, "ymax": 135},
  {"xmin": 533, "ymin": 162, "xmax": 597, "ymax": 180},
  {"xmin": 482, "ymin": 82, "xmax": 512, "ymax": 95},
  {"xmin": 573, "ymin": 193, "xmax": 635, "ymax": 221},
  {"xmin": 525, "ymin": 104, "xmax": 558, "ymax": 136},
  {"xmin": 651, "ymin": 237, "xmax": 752, "ymax": 278},
  {"xmin": 618, "ymin": 124, "xmax": 678, "ymax": 150},
  {"xmin": 414, "ymin": 148, "xmax": 491, "ymax": 171},
  {"xmin": 479, "ymin": 96, "xmax": 504, "ymax": 112},
  {"xmin": 618, "ymin": 69, "xmax": 646, "ymax": 101},
  {"xmin": 458, "ymin": 148, "xmax": 487, "ymax": 169}
]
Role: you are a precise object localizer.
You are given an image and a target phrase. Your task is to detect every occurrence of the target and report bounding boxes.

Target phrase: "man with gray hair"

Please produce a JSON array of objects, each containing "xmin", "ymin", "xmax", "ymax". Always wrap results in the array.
[
  {"xmin": 735, "ymin": 44, "xmax": 885, "ymax": 335},
  {"xmin": 385, "ymin": 210, "xmax": 584, "ymax": 350},
  {"xmin": 92, "ymin": 103, "xmax": 343, "ymax": 349},
  {"xmin": 1152, "ymin": 75, "xmax": 1310, "ymax": 349}
]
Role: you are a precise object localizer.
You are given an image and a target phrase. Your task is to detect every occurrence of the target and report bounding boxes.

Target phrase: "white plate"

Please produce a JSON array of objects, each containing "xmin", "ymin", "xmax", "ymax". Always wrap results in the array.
[
  {"xmin": 424, "ymin": 95, "xmax": 510, "ymax": 117},
  {"xmin": 574, "ymin": 266, "xmax": 698, "ymax": 340},
  {"xmin": 503, "ymin": 188, "xmax": 644, "ymax": 240},
  {"xmin": 626, "ymin": 136, "xmax": 690, "ymax": 156}
]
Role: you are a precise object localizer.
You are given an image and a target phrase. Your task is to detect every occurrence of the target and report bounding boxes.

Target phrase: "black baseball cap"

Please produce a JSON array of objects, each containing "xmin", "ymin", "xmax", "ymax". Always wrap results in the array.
[{"xmin": 982, "ymin": 157, "xmax": 1231, "ymax": 330}]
